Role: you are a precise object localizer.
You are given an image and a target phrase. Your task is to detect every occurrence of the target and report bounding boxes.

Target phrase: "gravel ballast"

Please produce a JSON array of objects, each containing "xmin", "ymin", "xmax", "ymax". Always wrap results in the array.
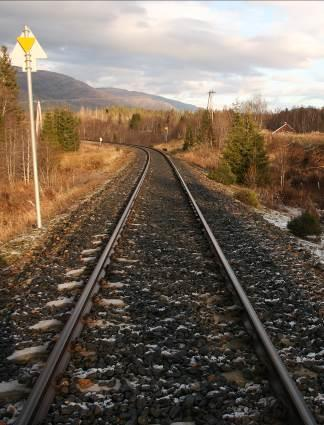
[
  {"xmin": 174, "ymin": 158, "xmax": 324, "ymax": 423},
  {"xmin": 0, "ymin": 148, "xmax": 146, "ymax": 423},
  {"xmin": 45, "ymin": 150, "xmax": 286, "ymax": 425}
]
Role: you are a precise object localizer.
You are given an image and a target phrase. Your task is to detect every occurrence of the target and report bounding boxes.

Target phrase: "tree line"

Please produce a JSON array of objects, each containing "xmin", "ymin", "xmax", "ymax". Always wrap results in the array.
[
  {"xmin": 1, "ymin": 43, "xmax": 322, "ymax": 213},
  {"xmin": 265, "ymin": 107, "xmax": 324, "ymax": 133}
]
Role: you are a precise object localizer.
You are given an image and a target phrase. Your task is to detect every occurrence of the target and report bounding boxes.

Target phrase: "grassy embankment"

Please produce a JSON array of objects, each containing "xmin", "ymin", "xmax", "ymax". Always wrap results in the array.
[
  {"xmin": 0, "ymin": 143, "xmax": 133, "ymax": 243},
  {"xmin": 155, "ymin": 139, "xmax": 220, "ymax": 170},
  {"xmin": 156, "ymin": 131, "xmax": 324, "ymax": 210}
]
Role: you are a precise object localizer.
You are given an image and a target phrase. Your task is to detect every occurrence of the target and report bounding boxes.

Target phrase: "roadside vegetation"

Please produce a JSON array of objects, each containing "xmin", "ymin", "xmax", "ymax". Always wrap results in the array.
[
  {"xmin": 0, "ymin": 46, "xmax": 131, "ymax": 242},
  {"xmin": 1, "ymin": 42, "xmax": 323, "ymax": 241},
  {"xmin": 287, "ymin": 211, "xmax": 321, "ymax": 238},
  {"xmin": 78, "ymin": 96, "xmax": 323, "ymax": 237}
]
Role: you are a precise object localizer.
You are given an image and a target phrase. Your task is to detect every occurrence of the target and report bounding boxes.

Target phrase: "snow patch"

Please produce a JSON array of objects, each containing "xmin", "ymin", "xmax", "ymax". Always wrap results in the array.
[
  {"xmin": 263, "ymin": 207, "xmax": 324, "ymax": 262},
  {"xmin": 263, "ymin": 207, "xmax": 300, "ymax": 230}
]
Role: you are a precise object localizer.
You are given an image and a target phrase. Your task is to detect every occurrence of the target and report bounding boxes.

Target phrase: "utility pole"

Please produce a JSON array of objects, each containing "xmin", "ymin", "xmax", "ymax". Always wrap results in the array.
[
  {"xmin": 207, "ymin": 90, "xmax": 216, "ymax": 123},
  {"xmin": 11, "ymin": 25, "xmax": 47, "ymax": 229},
  {"xmin": 207, "ymin": 90, "xmax": 216, "ymax": 147}
]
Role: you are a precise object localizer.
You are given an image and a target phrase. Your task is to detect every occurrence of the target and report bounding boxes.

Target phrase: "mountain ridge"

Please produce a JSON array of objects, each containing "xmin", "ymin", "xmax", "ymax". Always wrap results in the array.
[{"xmin": 16, "ymin": 69, "xmax": 197, "ymax": 111}]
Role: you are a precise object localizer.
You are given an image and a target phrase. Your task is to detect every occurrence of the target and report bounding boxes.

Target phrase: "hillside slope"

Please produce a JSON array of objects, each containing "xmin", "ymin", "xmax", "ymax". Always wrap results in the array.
[{"xmin": 16, "ymin": 69, "xmax": 196, "ymax": 111}]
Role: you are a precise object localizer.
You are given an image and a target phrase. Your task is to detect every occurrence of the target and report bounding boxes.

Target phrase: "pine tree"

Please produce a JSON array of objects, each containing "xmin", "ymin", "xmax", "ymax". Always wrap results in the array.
[
  {"xmin": 183, "ymin": 126, "xmax": 194, "ymax": 151},
  {"xmin": 199, "ymin": 109, "xmax": 213, "ymax": 145},
  {"xmin": 223, "ymin": 112, "xmax": 268, "ymax": 186},
  {"xmin": 0, "ymin": 46, "xmax": 20, "ymax": 137},
  {"xmin": 41, "ymin": 109, "xmax": 80, "ymax": 152},
  {"xmin": 129, "ymin": 113, "xmax": 141, "ymax": 130},
  {"xmin": 60, "ymin": 109, "xmax": 80, "ymax": 151},
  {"xmin": 0, "ymin": 46, "xmax": 18, "ymax": 95}
]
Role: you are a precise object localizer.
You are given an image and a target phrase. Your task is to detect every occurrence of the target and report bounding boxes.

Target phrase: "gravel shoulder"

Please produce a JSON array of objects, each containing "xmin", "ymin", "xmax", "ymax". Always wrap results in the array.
[{"xmin": 174, "ymin": 158, "xmax": 324, "ymax": 423}]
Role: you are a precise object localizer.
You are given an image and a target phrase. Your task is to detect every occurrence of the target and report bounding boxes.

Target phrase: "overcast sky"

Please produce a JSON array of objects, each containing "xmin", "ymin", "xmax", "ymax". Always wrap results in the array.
[{"xmin": 1, "ymin": 1, "xmax": 324, "ymax": 109}]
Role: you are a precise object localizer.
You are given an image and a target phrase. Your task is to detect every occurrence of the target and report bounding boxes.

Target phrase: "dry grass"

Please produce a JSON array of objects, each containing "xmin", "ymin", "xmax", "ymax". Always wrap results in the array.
[
  {"xmin": 263, "ymin": 130, "xmax": 324, "ymax": 146},
  {"xmin": 177, "ymin": 144, "xmax": 220, "ymax": 170},
  {"xmin": 155, "ymin": 139, "xmax": 220, "ymax": 170},
  {"xmin": 0, "ymin": 143, "xmax": 133, "ymax": 243},
  {"xmin": 155, "ymin": 139, "xmax": 184, "ymax": 153}
]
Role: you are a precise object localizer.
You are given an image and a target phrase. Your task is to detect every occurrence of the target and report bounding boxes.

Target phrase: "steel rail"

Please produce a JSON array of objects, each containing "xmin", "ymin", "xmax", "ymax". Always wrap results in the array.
[
  {"xmin": 16, "ymin": 147, "xmax": 150, "ymax": 425},
  {"xmin": 156, "ymin": 148, "xmax": 317, "ymax": 425}
]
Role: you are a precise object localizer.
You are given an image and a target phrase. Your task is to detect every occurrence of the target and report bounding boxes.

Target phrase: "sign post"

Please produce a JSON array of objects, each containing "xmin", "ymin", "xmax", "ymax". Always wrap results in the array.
[{"xmin": 11, "ymin": 26, "xmax": 47, "ymax": 228}]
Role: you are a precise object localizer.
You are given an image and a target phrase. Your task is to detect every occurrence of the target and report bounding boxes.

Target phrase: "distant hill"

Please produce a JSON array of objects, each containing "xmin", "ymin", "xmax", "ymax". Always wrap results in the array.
[{"xmin": 16, "ymin": 69, "xmax": 197, "ymax": 111}]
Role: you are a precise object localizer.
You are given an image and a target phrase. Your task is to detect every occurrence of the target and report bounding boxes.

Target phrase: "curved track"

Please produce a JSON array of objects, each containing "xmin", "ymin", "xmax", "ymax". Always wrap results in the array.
[{"xmin": 15, "ymin": 145, "xmax": 316, "ymax": 425}]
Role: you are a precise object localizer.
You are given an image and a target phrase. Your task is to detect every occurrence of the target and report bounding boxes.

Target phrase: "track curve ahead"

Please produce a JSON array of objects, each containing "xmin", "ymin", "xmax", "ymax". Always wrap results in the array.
[{"xmin": 16, "ymin": 145, "xmax": 316, "ymax": 425}]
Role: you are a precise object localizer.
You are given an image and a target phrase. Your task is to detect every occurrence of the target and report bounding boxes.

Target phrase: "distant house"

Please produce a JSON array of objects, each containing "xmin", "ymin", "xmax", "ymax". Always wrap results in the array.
[{"xmin": 272, "ymin": 122, "xmax": 296, "ymax": 135}]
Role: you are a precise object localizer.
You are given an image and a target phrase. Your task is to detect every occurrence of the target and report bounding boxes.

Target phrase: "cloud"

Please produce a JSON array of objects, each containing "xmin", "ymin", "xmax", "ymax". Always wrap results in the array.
[{"xmin": 1, "ymin": 1, "xmax": 324, "ymax": 108}]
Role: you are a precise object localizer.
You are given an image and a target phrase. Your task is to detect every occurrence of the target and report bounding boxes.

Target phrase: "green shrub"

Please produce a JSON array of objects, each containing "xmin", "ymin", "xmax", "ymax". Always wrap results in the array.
[
  {"xmin": 223, "ymin": 112, "xmax": 268, "ymax": 186},
  {"xmin": 208, "ymin": 160, "xmax": 236, "ymax": 185},
  {"xmin": 287, "ymin": 211, "xmax": 321, "ymax": 237},
  {"xmin": 234, "ymin": 188, "xmax": 259, "ymax": 208}
]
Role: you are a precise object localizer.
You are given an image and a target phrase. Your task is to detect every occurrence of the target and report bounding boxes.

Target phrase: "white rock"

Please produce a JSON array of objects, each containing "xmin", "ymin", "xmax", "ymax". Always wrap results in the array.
[
  {"xmin": 58, "ymin": 281, "xmax": 83, "ymax": 291},
  {"xmin": 29, "ymin": 319, "xmax": 62, "ymax": 331},
  {"xmin": 7, "ymin": 345, "xmax": 47, "ymax": 363},
  {"xmin": 46, "ymin": 297, "xmax": 74, "ymax": 308},
  {"xmin": 66, "ymin": 267, "xmax": 86, "ymax": 278}
]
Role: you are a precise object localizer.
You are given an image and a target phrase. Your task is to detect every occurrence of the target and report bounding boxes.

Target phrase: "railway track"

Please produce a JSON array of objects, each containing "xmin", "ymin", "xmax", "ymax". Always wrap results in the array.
[{"xmin": 7, "ymin": 146, "xmax": 317, "ymax": 424}]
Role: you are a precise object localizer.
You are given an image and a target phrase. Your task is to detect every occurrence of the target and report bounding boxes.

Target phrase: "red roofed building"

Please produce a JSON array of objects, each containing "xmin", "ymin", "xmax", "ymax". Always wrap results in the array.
[{"xmin": 272, "ymin": 122, "xmax": 296, "ymax": 135}]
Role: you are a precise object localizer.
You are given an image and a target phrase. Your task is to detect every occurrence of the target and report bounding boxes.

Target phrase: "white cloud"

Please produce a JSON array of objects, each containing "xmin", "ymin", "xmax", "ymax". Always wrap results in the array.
[{"xmin": 1, "ymin": 1, "xmax": 324, "ymax": 108}]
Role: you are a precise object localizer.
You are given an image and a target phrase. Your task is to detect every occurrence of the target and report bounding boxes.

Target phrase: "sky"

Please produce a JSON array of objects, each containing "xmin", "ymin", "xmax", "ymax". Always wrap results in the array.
[{"xmin": 1, "ymin": 0, "xmax": 324, "ymax": 110}]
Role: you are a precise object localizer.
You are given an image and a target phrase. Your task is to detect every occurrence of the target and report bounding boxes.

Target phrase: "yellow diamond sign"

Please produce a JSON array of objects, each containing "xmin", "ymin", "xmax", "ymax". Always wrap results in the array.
[{"xmin": 17, "ymin": 36, "xmax": 35, "ymax": 53}]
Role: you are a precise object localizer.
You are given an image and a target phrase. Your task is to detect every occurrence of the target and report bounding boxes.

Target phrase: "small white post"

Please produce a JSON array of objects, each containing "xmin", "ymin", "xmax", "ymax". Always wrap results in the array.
[{"xmin": 24, "ymin": 25, "xmax": 42, "ymax": 228}]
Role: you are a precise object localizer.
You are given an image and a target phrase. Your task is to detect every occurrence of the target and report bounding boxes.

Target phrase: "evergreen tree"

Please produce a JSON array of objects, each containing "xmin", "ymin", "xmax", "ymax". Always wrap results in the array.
[
  {"xmin": 42, "ymin": 111, "xmax": 59, "ymax": 149},
  {"xmin": 41, "ymin": 108, "xmax": 80, "ymax": 152},
  {"xmin": 0, "ymin": 46, "xmax": 20, "ymax": 140},
  {"xmin": 197, "ymin": 109, "xmax": 213, "ymax": 145},
  {"xmin": 223, "ymin": 112, "xmax": 268, "ymax": 186},
  {"xmin": 183, "ymin": 126, "xmax": 194, "ymax": 151},
  {"xmin": 129, "ymin": 113, "xmax": 141, "ymax": 130},
  {"xmin": 0, "ymin": 46, "xmax": 18, "ymax": 95}
]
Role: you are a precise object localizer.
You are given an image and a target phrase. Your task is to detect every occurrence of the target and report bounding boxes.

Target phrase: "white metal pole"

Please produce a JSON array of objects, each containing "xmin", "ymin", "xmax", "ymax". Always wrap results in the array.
[{"xmin": 24, "ymin": 26, "xmax": 42, "ymax": 228}]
